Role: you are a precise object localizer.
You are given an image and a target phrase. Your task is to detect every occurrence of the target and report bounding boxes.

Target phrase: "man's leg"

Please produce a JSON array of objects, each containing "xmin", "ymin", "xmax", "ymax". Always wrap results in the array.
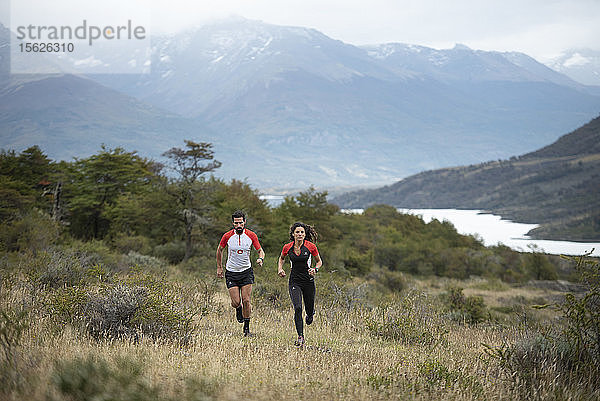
[
  {"xmin": 240, "ymin": 284, "xmax": 253, "ymax": 318},
  {"xmin": 240, "ymin": 284, "xmax": 253, "ymax": 335},
  {"xmin": 228, "ymin": 286, "xmax": 244, "ymax": 323},
  {"xmin": 228, "ymin": 286, "xmax": 241, "ymax": 308}
]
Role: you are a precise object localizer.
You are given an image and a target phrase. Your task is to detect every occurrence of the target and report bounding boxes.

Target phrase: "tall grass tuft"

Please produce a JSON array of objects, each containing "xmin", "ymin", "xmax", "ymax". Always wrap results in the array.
[{"xmin": 366, "ymin": 289, "xmax": 448, "ymax": 346}]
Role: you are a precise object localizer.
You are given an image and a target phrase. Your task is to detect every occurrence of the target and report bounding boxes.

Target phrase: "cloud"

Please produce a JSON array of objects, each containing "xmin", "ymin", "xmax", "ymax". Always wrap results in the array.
[{"xmin": 3, "ymin": 0, "xmax": 599, "ymax": 61}]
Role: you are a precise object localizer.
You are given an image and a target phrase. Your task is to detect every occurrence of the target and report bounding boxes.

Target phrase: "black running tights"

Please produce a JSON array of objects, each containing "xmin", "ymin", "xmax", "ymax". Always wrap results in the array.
[{"xmin": 289, "ymin": 280, "xmax": 315, "ymax": 337}]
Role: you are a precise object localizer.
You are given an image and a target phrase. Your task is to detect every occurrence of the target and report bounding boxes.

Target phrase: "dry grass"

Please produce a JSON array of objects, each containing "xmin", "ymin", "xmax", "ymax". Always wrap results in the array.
[{"xmin": 2, "ymin": 270, "xmax": 595, "ymax": 401}]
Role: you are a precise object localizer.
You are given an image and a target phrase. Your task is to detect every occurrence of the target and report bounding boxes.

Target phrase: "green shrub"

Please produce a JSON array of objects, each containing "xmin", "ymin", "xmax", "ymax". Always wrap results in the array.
[
  {"xmin": 124, "ymin": 251, "xmax": 167, "ymax": 272},
  {"xmin": 43, "ymin": 264, "xmax": 204, "ymax": 345},
  {"xmin": 154, "ymin": 241, "xmax": 186, "ymax": 264},
  {"xmin": 417, "ymin": 358, "xmax": 482, "ymax": 394},
  {"xmin": 49, "ymin": 355, "xmax": 160, "ymax": 401},
  {"xmin": 323, "ymin": 281, "xmax": 369, "ymax": 312},
  {"xmin": 366, "ymin": 290, "xmax": 447, "ymax": 346},
  {"xmin": 0, "ymin": 210, "xmax": 59, "ymax": 253},
  {"xmin": 366, "ymin": 267, "xmax": 406, "ymax": 293},
  {"xmin": 66, "ymin": 240, "xmax": 123, "ymax": 272},
  {"xmin": 373, "ymin": 242, "xmax": 404, "ymax": 271},
  {"xmin": 523, "ymin": 248, "xmax": 558, "ymax": 280},
  {"xmin": 84, "ymin": 284, "xmax": 149, "ymax": 340},
  {"xmin": 0, "ymin": 308, "xmax": 29, "ymax": 395},
  {"xmin": 342, "ymin": 249, "xmax": 372, "ymax": 276},
  {"xmin": 23, "ymin": 250, "xmax": 91, "ymax": 289},
  {"xmin": 483, "ymin": 252, "xmax": 600, "ymax": 397},
  {"xmin": 442, "ymin": 286, "xmax": 488, "ymax": 324},
  {"xmin": 555, "ymin": 252, "xmax": 600, "ymax": 372},
  {"xmin": 82, "ymin": 270, "xmax": 200, "ymax": 344},
  {"xmin": 111, "ymin": 233, "xmax": 153, "ymax": 255}
]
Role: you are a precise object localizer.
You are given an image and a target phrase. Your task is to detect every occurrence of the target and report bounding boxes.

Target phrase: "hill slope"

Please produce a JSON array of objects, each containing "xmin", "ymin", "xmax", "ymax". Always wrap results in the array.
[
  {"xmin": 0, "ymin": 74, "xmax": 211, "ymax": 160},
  {"xmin": 332, "ymin": 116, "xmax": 600, "ymax": 241},
  {"xmin": 0, "ymin": 24, "xmax": 215, "ymax": 161}
]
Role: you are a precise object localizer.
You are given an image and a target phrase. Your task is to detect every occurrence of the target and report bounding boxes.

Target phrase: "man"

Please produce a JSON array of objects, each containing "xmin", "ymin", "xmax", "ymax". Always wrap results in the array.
[{"xmin": 216, "ymin": 210, "xmax": 265, "ymax": 336}]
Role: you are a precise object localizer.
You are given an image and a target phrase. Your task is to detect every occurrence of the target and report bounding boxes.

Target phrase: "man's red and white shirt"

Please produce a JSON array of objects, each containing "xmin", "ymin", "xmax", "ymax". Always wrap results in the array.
[{"xmin": 219, "ymin": 229, "xmax": 262, "ymax": 272}]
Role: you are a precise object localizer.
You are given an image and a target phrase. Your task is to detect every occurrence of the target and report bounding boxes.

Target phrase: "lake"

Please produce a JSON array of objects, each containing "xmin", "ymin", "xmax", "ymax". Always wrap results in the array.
[{"xmin": 346, "ymin": 208, "xmax": 600, "ymax": 257}]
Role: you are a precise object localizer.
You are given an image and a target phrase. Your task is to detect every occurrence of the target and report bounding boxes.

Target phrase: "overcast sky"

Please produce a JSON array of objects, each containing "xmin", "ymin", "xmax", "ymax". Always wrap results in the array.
[{"xmin": 4, "ymin": 0, "xmax": 600, "ymax": 62}]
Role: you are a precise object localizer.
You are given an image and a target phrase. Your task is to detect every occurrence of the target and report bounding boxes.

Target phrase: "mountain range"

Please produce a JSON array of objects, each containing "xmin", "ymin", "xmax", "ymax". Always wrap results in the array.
[
  {"xmin": 332, "ymin": 116, "xmax": 600, "ymax": 241},
  {"xmin": 548, "ymin": 48, "xmax": 600, "ymax": 87},
  {"xmin": 1, "ymin": 17, "xmax": 600, "ymax": 191}
]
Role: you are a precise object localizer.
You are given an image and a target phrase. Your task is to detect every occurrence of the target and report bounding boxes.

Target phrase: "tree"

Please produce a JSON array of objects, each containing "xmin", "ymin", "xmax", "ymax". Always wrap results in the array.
[
  {"xmin": 65, "ymin": 146, "xmax": 156, "ymax": 239},
  {"xmin": 0, "ymin": 146, "xmax": 58, "ymax": 222},
  {"xmin": 275, "ymin": 186, "xmax": 339, "ymax": 243},
  {"xmin": 162, "ymin": 141, "xmax": 221, "ymax": 261}
]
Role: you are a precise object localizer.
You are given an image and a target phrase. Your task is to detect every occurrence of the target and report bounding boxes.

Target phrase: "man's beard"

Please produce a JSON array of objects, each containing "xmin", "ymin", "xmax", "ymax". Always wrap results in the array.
[{"xmin": 235, "ymin": 227, "xmax": 244, "ymax": 234}]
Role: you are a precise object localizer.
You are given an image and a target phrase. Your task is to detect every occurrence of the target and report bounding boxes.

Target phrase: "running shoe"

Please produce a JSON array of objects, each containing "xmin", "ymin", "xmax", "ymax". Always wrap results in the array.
[
  {"xmin": 236, "ymin": 306, "xmax": 243, "ymax": 323},
  {"xmin": 305, "ymin": 314, "xmax": 313, "ymax": 325},
  {"xmin": 294, "ymin": 335, "xmax": 305, "ymax": 347},
  {"xmin": 243, "ymin": 326, "xmax": 252, "ymax": 337}
]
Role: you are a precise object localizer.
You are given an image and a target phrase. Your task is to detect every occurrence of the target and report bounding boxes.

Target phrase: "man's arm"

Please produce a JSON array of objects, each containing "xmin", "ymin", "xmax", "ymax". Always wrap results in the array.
[
  {"xmin": 277, "ymin": 254, "xmax": 286, "ymax": 277},
  {"xmin": 256, "ymin": 248, "xmax": 265, "ymax": 267},
  {"xmin": 216, "ymin": 244, "xmax": 225, "ymax": 278}
]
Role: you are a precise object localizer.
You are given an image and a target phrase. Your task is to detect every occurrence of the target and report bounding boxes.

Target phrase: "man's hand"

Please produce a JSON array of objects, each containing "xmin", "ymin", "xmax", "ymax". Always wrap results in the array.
[
  {"xmin": 278, "ymin": 268, "xmax": 286, "ymax": 277},
  {"xmin": 256, "ymin": 257, "xmax": 264, "ymax": 267},
  {"xmin": 216, "ymin": 266, "xmax": 223, "ymax": 278}
]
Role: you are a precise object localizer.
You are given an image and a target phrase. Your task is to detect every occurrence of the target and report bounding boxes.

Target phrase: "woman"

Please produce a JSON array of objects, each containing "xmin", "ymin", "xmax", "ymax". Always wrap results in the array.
[{"xmin": 278, "ymin": 222, "xmax": 323, "ymax": 347}]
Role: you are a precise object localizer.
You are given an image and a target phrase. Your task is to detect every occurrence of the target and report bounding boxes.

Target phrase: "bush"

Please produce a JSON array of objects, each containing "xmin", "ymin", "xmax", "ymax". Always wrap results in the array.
[
  {"xmin": 22, "ymin": 249, "xmax": 93, "ymax": 289},
  {"xmin": 442, "ymin": 286, "xmax": 488, "ymax": 324},
  {"xmin": 366, "ymin": 267, "xmax": 406, "ymax": 293},
  {"xmin": 483, "ymin": 252, "xmax": 600, "ymax": 397},
  {"xmin": 124, "ymin": 251, "xmax": 167, "ymax": 272},
  {"xmin": 49, "ymin": 355, "xmax": 160, "ymax": 401},
  {"xmin": 555, "ymin": 252, "xmax": 600, "ymax": 372},
  {"xmin": 44, "ymin": 265, "xmax": 204, "ymax": 345},
  {"xmin": 342, "ymin": 249, "xmax": 372, "ymax": 276},
  {"xmin": 84, "ymin": 284, "xmax": 149, "ymax": 340},
  {"xmin": 373, "ymin": 243, "xmax": 404, "ymax": 271},
  {"xmin": 111, "ymin": 233, "xmax": 153, "ymax": 255},
  {"xmin": 154, "ymin": 241, "xmax": 186, "ymax": 264},
  {"xmin": 417, "ymin": 358, "xmax": 482, "ymax": 393},
  {"xmin": 366, "ymin": 290, "xmax": 447, "ymax": 346},
  {"xmin": 0, "ymin": 309, "xmax": 29, "ymax": 395},
  {"xmin": 523, "ymin": 248, "xmax": 558, "ymax": 280},
  {"xmin": 0, "ymin": 210, "xmax": 59, "ymax": 253},
  {"xmin": 83, "ymin": 270, "xmax": 200, "ymax": 344}
]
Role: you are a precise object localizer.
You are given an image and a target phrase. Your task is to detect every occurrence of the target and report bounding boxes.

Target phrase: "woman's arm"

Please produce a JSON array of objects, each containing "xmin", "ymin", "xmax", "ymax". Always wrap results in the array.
[{"xmin": 308, "ymin": 252, "xmax": 322, "ymax": 276}]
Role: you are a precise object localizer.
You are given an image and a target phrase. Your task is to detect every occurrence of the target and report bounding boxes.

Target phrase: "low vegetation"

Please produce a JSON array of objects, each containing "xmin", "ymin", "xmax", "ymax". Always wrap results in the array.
[{"xmin": 1, "ymin": 142, "xmax": 599, "ymax": 399}]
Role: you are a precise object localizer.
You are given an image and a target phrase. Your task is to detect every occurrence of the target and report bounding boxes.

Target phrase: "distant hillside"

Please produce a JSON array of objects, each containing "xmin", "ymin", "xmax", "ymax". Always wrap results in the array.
[
  {"xmin": 0, "ymin": 74, "xmax": 207, "ymax": 161},
  {"xmin": 2, "ymin": 19, "xmax": 600, "ymax": 189},
  {"xmin": 85, "ymin": 18, "xmax": 600, "ymax": 188},
  {"xmin": 332, "ymin": 116, "xmax": 600, "ymax": 241}
]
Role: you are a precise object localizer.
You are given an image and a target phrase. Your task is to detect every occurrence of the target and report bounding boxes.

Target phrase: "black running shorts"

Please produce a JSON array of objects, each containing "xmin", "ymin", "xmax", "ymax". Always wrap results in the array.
[{"xmin": 225, "ymin": 268, "xmax": 255, "ymax": 289}]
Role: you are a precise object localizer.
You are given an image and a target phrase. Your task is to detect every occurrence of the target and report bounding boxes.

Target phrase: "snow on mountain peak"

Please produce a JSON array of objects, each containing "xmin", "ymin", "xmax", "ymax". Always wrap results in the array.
[{"xmin": 563, "ymin": 53, "xmax": 591, "ymax": 68}]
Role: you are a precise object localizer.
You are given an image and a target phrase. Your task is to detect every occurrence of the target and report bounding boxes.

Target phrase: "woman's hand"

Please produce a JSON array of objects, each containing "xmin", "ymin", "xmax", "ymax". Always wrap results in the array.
[{"xmin": 308, "ymin": 267, "xmax": 316, "ymax": 277}]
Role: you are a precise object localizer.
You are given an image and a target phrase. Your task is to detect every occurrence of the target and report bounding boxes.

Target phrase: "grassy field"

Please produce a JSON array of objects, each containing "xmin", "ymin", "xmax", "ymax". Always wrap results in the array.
[{"xmin": 1, "ymin": 252, "xmax": 598, "ymax": 400}]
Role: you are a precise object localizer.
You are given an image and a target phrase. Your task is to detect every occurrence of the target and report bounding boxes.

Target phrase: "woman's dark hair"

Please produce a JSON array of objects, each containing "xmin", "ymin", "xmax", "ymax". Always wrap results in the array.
[
  {"xmin": 232, "ymin": 210, "xmax": 246, "ymax": 221},
  {"xmin": 289, "ymin": 222, "xmax": 318, "ymax": 242}
]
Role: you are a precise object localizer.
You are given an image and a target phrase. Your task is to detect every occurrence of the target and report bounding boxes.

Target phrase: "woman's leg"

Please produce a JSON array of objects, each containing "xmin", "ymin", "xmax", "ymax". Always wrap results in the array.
[
  {"xmin": 289, "ymin": 282, "xmax": 304, "ymax": 337},
  {"xmin": 303, "ymin": 281, "xmax": 316, "ymax": 324}
]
